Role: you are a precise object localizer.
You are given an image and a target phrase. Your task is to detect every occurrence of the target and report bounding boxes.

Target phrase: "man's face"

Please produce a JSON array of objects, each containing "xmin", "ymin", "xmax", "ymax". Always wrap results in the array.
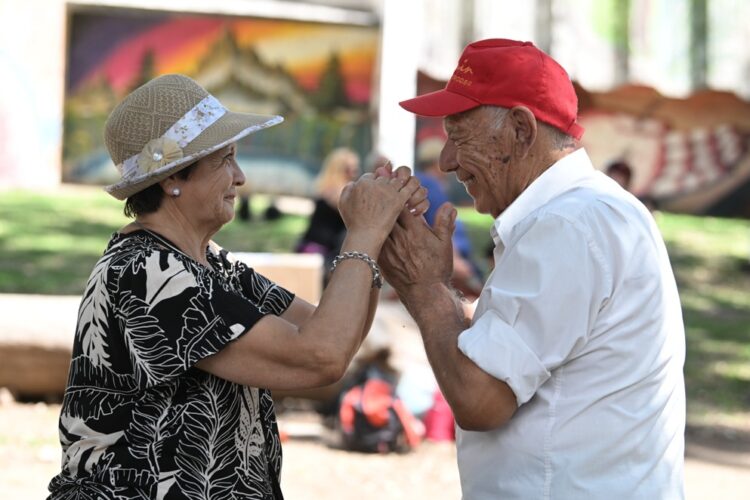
[{"xmin": 442, "ymin": 107, "xmax": 516, "ymax": 217}]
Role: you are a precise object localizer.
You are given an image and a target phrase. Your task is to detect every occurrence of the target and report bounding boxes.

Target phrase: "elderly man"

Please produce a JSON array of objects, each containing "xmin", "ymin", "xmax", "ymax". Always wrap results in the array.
[{"xmin": 379, "ymin": 39, "xmax": 685, "ymax": 498}]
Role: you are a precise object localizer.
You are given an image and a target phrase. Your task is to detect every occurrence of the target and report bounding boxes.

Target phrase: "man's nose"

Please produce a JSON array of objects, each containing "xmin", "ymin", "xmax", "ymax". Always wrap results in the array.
[{"xmin": 439, "ymin": 140, "xmax": 458, "ymax": 172}]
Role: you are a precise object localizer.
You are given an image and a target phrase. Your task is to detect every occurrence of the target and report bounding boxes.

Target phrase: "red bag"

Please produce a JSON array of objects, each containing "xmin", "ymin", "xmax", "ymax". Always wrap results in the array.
[{"xmin": 338, "ymin": 365, "xmax": 421, "ymax": 453}]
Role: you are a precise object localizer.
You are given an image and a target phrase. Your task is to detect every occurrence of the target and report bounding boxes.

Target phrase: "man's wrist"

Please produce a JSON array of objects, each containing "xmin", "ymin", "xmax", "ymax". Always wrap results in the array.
[{"xmin": 399, "ymin": 282, "xmax": 465, "ymax": 323}]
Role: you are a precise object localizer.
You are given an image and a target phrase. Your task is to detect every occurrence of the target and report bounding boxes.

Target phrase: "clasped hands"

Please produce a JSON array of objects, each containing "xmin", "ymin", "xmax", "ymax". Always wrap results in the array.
[{"xmin": 372, "ymin": 164, "xmax": 457, "ymax": 295}]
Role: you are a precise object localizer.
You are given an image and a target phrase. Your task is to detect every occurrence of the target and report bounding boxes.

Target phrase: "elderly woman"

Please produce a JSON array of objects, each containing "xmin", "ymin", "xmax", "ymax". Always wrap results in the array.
[{"xmin": 48, "ymin": 74, "xmax": 426, "ymax": 499}]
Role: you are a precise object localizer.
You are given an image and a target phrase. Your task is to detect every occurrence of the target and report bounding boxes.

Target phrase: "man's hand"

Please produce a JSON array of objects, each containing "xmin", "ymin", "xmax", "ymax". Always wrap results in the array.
[{"xmin": 379, "ymin": 201, "xmax": 457, "ymax": 294}]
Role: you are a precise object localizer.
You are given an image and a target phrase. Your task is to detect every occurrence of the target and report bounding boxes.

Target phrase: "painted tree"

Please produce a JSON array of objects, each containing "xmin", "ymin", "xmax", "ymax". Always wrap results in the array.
[
  {"xmin": 313, "ymin": 53, "xmax": 350, "ymax": 113},
  {"xmin": 690, "ymin": 0, "xmax": 708, "ymax": 89}
]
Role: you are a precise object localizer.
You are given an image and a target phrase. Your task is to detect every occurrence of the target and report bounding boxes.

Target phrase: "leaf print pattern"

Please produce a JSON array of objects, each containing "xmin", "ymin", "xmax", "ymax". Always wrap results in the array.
[
  {"xmin": 117, "ymin": 291, "xmax": 183, "ymax": 388},
  {"xmin": 49, "ymin": 230, "xmax": 294, "ymax": 499},
  {"xmin": 59, "ymin": 414, "xmax": 125, "ymax": 477},
  {"xmin": 126, "ymin": 384, "xmax": 179, "ymax": 468},
  {"xmin": 62, "ymin": 355, "xmax": 138, "ymax": 420},
  {"xmin": 77, "ymin": 253, "xmax": 114, "ymax": 368},
  {"xmin": 178, "ymin": 295, "xmax": 242, "ymax": 371},
  {"xmin": 236, "ymin": 386, "xmax": 266, "ymax": 465},
  {"xmin": 144, "ymin": 251, "xmax": 199, "ymax": 307},
  {"xmin": 175, "ymin": 376, "xmax": 241, "ymax": 498}
]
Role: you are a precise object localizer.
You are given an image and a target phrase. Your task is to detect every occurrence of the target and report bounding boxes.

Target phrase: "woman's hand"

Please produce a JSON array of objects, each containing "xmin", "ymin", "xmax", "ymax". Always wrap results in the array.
[
  {"xmin": 338, "ymin": 172, "xmax": 422, "ymax": 245},
  {"xmin": 375, "ymin": 164, "xmax": 429, "ymax": 216}
]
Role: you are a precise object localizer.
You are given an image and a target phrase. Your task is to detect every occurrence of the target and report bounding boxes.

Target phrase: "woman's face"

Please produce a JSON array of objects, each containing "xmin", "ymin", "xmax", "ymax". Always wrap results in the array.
[{"xmin": 178, "ymin": 144, "xmax": 245, "ymax": 229}]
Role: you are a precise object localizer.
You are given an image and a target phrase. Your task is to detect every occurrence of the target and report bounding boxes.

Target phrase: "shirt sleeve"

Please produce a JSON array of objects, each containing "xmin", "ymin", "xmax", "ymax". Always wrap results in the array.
[
  {"xmin": 235, "ymin": 260, "xmax": 295, "ymax": 316},
  {"xmin": 211, "ymin": 246, "xmax": 295, "ymax": 315},
  {"xmin": 113, "ymin": 248, "xmax": 270, "ymax": 389},
  {"xmin": 458, "ymin": 214, "xmax": 611, "ymax": 406}
]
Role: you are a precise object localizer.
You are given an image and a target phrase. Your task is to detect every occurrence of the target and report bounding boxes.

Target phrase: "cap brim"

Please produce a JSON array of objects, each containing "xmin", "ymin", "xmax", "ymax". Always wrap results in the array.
[
  {"xmin": 105, "ymin": 113, "xmax": 283, "ymax": 200},
  {"xmin": 399, "ymin": 89, "xmax": 481, "ymax": 117}
]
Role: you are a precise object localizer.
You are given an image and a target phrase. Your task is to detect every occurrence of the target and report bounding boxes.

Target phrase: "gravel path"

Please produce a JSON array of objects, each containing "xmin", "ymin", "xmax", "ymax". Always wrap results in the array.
[{"xmin": 2, "ymin": 400, "xmax": 748, "ymax": 499}]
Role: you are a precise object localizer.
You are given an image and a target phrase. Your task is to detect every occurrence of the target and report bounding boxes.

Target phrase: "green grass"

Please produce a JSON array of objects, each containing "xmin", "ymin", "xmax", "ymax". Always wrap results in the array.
[
  {"xmin": 1, "ymin": 188, "xmax": 749, "ymax": 428},
  {"xmin": 0, "ymin": 188, "xmax": 306, "ymax": 294},
  {"xmin": 655, "ymin": 212, "xmax": 750, "ymax": 428}
]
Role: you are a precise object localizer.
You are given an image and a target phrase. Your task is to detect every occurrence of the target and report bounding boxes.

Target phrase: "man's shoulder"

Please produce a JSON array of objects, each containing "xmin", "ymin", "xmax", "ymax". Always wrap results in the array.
[
  {"xmin": 510, "ymin": 184, "xmax": 650, "ymax": 250},
  {"xmin": 540, "ymin": 181, "xmax": 645, "ymax": 225}
]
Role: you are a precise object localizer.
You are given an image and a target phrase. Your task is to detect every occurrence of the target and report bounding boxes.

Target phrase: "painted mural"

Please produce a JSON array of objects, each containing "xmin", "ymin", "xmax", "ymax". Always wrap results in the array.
[{"xmin": 63, "ymin": 8, "xmax": 379, "ymax": 196}]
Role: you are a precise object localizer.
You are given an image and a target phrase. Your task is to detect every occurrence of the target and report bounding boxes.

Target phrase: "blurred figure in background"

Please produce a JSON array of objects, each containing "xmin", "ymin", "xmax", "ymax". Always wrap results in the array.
[
  {"xmin": 606, "ymin": 159, "xmax": 660, "ymax": 211},
  {"xmin": 605, "ymin": 159, "xmax": 633, "ymax": 191},
  {"xmin": 296, "ymin": 147, "xmax": 361, "ymax": 284},
  {"xmin": 237, "ymin": 179, "xmax": 255, "ymax": 221},
  {"xmin": 415, "ymin": 136, "xmax": 484, "ymax": 300},
  {"xmin": 364, "ymin": 149, "xmax": 392, "ymax": 174}
]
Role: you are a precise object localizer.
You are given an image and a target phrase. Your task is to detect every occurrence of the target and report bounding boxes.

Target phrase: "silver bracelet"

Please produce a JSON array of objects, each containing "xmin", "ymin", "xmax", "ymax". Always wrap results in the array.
[{"xmin": 330, "ymin": 251, "xmax": 383, "ymax": 289}]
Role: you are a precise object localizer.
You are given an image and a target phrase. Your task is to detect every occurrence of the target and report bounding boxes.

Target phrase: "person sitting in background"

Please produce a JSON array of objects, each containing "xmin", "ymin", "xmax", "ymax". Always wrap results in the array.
[
  {"xmin": 415, "ymin": 136, "xmax": 484, "ymax": 300},
  {"xmin": 605, "ymin": 159, "xmax": 633, "ymax": 190},
  {"xmin": 606, "ymin": 159, "xmax": 661, "ymax": 211},
  {"xmin": 47, "ymin": 74, "xmax": 428, "ymax": 499},
  {"xmin": 296, "ymin": 147, "xmax": 361, "ymax": 283}
]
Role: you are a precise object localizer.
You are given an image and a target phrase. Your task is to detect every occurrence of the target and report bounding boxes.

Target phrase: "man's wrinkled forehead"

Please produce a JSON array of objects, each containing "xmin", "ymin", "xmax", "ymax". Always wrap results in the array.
[{"xmin": 444, "ymin": 108, "xmax": 483, "ymax": 138}]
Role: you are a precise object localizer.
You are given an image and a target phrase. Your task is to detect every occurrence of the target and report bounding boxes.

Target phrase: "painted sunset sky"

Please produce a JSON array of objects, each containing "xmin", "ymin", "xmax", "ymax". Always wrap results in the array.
[{"xmin": 67, "ymin": 11, "xmax": 378, "ymax": 103}]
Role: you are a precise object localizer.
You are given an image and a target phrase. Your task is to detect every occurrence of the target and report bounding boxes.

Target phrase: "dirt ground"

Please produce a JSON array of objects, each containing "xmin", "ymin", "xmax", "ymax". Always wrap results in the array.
[{"xmin": 2, "ymin": 398, "xmax": 748, "ymax": 500}]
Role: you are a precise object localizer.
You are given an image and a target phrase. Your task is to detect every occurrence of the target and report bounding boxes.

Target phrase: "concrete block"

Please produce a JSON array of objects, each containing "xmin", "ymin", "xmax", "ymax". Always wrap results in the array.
[{"xmin": 234, "ymin": 252, "xmax": 323, "ymax": 304}]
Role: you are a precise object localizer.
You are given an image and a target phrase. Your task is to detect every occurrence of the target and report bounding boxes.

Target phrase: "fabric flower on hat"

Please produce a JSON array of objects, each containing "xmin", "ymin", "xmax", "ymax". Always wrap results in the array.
[{"xmin": 137, "ymin": 137, "xmax": 183, "ymax": 174}]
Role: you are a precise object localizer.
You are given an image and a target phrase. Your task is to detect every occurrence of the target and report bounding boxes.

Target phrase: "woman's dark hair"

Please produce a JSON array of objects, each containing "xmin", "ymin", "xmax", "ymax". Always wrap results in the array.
[{"xmin": 123, "ymin": 162, "xmax": 197, "ymax": 218}]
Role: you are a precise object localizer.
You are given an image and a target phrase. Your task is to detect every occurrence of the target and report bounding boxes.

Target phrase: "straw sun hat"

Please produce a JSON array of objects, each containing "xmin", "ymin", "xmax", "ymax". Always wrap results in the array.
[{"xmin": 104, "ymin": 73, "xmax": 283, "ymax": 200}]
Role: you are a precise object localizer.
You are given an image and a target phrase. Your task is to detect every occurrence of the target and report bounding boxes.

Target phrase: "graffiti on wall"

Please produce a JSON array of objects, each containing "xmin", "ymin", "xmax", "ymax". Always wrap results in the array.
[{"xmin": 64, "ymin": 8, "xmax": 379, "ymax": 196}]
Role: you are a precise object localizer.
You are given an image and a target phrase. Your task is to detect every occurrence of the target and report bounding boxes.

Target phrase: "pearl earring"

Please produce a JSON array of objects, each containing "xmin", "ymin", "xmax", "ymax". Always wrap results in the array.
[{"xmin": 171, "ymin": 187, "xmax": 181, "ymax": 197}]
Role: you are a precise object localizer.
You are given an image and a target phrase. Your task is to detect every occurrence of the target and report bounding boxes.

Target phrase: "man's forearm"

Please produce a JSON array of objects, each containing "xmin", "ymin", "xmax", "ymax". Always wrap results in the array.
[
  {"xmin": 399, "ymin": 284, "xmax": 477, "ymax": 422},
  {"xmin": 400, "ymin": 283, "xmax": 517, "ymax": 431}
]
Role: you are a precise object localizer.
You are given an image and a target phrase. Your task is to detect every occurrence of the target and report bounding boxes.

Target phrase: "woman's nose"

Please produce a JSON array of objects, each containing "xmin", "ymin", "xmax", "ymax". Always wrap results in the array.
[{"xmin": 233, "ymin": 160, "xmax": 246, "ymax": 186}]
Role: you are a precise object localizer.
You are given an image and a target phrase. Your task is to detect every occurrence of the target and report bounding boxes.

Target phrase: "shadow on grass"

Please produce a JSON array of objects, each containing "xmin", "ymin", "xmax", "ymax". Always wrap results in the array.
[
  {"xmin": 686, "ymin": 423, "xmax": 750, "ymax": 466},
  {"xmin": 669, "ymin": 236, "xmax": 750, "ymax": 419},
  {"xmin": 0, "ymin": 215, "xmax": 122, "ymax": 294}
]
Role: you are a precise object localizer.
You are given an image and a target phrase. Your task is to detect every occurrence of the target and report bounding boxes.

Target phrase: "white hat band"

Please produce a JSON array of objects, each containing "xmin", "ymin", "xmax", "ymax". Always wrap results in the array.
[{"xmin": 119, "ymin": 95, "xmax": 228, "ymax": 179}]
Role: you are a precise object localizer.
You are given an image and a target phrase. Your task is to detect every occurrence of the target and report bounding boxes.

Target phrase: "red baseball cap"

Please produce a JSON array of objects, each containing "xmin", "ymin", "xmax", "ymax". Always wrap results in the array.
[{"xmin": 400, "ymin": 39, "xmax": 584, "ymax": 140}]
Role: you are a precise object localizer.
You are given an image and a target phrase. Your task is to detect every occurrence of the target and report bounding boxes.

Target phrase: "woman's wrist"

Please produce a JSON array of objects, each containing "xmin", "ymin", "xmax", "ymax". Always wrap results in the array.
[
  {"xmin": 340, "ymin": 230, "xmax": 385, "ymax": 259},
  {"xmin": 330, "ymin": 251, "xmax": 383, "ymax": 289}
]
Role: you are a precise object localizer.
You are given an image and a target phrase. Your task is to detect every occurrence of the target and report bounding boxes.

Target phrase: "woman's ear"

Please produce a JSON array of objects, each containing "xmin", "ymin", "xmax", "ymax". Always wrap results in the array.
[
  {"xmin": 158, "ymin": 176, "xmax": 181, "ymax": 198},
  {"xmin": 508, "ymin": 106, "xmax": 537, "ymax": 159}
]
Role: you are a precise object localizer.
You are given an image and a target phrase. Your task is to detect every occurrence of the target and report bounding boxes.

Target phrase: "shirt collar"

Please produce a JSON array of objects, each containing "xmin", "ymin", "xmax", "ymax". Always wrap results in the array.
[{"xmin": 491, "ymin": 148, "xmax": 595, "ymax": 246}]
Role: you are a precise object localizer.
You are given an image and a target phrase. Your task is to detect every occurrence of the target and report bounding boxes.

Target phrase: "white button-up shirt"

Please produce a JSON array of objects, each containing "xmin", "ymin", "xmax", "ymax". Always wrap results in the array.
[{"xmin": 457, "ymin": 149, "xmax": 685, "ymax": 499}]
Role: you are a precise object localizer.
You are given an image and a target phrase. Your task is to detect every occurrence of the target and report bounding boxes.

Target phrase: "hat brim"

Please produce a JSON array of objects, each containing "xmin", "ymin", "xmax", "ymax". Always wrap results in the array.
[
  {"xmin": 105, "ymin": 112, "xmax": 283, "ymax": 200},
  {"xmin": 399, "ymin": 89, "xmax": 481, "ymax": 117}
]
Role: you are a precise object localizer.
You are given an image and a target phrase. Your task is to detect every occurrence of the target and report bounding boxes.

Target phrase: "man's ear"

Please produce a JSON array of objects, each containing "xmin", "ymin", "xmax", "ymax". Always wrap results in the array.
[{"xmin": 508, "ymin": 106, "xmax": 537, "ymax": 159}]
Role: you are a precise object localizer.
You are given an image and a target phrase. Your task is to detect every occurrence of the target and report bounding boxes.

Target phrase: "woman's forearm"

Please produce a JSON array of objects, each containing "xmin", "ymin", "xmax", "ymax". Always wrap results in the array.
[{"xmin": 297, "ymin": 231, "xmax": 384, "ymax": 372}]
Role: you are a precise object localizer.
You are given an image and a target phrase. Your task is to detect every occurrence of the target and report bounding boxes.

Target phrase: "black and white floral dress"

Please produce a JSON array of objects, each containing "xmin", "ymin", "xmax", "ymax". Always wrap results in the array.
[{"xmin": 48, "ymin": 230, "xmax": 294, "ymax": 499}]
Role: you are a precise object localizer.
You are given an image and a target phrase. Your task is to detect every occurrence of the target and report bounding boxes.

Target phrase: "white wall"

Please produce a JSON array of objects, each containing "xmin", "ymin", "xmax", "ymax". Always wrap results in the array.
[{"xmin": 0, "ymin": 0, "xmax": 67, "ymax": 189}]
